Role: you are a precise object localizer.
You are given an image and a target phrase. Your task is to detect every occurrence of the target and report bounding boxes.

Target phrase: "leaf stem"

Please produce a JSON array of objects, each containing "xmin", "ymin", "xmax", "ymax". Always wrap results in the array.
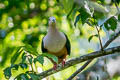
[
  {"xmin": 93, "ymin": 16, "xmax": 103, "ymax": 51},
  {"xmin": 95, "ymin": 26, "xmax": 103, "ymax": 51}
]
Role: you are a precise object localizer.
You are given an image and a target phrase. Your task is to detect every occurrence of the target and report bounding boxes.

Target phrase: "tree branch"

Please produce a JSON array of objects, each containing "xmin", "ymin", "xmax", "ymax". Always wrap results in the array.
[
  {"xmin": 37, "ymin": 45, "xmax": 120, "ymax": 79},
  {"xmin": 67, "ymin": 31, "xmax": 120, "ymax": 80}
]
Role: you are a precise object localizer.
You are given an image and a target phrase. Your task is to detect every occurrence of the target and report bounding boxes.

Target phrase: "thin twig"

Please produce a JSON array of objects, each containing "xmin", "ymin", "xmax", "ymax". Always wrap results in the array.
[
  {"xmin": 67, "ymin": 60, "xmax": 92, "ymax": 80},
  {"xmin": 93, "ymin": 15, "xmax": 103, "ymax": 51},
  {"xmin": 95, "ymin": 22, "xmax": 111, "ymax": 79},
  {"xmin": 95, "ymin": 26, "xmax": 103, "ymax": 50}
]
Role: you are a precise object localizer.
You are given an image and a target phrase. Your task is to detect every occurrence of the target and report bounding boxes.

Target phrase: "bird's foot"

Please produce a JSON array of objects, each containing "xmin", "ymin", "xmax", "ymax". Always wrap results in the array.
[
  {"xmin": 62, "ymin": 59, "xmax": 66, "ymax": 67},
  {"xmin": 53, "ymin": 63, "xmax": 57, "ymax": 70}
]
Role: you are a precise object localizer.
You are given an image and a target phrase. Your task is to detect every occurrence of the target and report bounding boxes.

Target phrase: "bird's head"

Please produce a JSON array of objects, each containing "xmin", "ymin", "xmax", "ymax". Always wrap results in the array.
[{"xmin": 48, "ymin": 16, "xmax": 56, "ymax": 27}]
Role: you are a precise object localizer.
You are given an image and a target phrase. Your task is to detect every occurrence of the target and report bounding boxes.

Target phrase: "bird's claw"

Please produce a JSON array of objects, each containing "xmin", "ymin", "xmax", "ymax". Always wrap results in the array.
[
  {"xmin": 53, "ymin": 64, "xmax": 57, "ymax": 70},
  {"xmin": 62, "ymin": 59, "xmax": 66, "ymax": 67}
]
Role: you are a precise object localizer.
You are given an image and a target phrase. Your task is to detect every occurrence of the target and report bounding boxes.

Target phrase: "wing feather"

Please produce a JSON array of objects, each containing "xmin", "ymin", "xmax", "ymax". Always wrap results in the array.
[
  {"xmin": 41, "ymin": 37, "xmax": 47, "ymax": 53},
  {"xmin": 64, "ymin": 33, "xmax": 71, "ymax": 55}
]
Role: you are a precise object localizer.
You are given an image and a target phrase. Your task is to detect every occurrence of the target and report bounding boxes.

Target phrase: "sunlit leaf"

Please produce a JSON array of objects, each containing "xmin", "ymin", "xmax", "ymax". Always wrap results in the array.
[
  {"xmin": 88, "ymin": 35, "xmax": 93, "ymax": 42},
  {"xmin": 34, "ymin": 55, "xmax": 44, "ymax": 65},
  {"xmin": 74, "ymin": 14, "xmax": 80, "ymax": 26},
  {"xmin": 88, "ymin": 34, "xmax": 98, "ymax": 42},
  {"xmin": 86, "ymin": 18, "xmax": 95, "ymax": 26},
  {"xmin": 1, "ymin": 47, "xmax": 15, "ymax": 66},
  {"xmin": 61, "ymin": 0, "xmax": 74, "ymax": 14},
  {"xmin": 23, "ymin": 44, "xmax": 38, "ymax": 56},
  {"xmin": 42, "ymin": 53, "xmax": 58, "ymax": 64},
  {"xmin": 11, "ymin": 47, "xmax": 22, "ymax": 65}
]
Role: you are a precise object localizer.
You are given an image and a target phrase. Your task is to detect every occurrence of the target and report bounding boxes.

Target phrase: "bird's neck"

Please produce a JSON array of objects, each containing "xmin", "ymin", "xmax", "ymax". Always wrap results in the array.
[{"xmin": 48, "ymin": 25, "xmax": 59, "ymax": 34}]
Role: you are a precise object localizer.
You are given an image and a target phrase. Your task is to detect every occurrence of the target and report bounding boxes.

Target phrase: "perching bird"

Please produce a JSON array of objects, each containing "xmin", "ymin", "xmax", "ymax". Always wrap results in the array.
[{"xmin": 41, "ymin": 16, "xmax": 71, "ymax": 70}]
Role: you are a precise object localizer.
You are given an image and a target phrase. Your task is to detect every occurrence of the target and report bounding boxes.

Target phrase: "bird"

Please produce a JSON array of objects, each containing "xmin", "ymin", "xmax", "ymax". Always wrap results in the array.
[{"xmin": 41, "ymin": 16, "xmax": 71, "ymax": 70}]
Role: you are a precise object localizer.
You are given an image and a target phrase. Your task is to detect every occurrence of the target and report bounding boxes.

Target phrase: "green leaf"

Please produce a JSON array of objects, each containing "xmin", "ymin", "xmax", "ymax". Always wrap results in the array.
[
  {"xmin": 42, "ymin": 53, "xmax": 58, "ymax": 64},
  {"xmin": 56, "ymin": 0, "xmax": 59, "ymax": 2},
  {"xmin": 86, "ymin": 18, "xmax": 94, "ymax": 26},
  {"xmin": 11, "ymin": 47, "xmax": 22, "ymax": 64},
  {"xmin": 74, "ymin": 14, "xmax": 80, "ymax": 26},
  {"xmin": 74, "ymin": 6, "xmax": 91, "ymax": 26},
  {"xmin": 104, "ymin": 16, "xmax": 117, "ymax": 31},
  {"xmin": 28, "ymin": 73, "xmax": 38, "ymax": 80},
  {"xmin": 88, "ymin": 34, "xmax": 98, "ymax": 42},
  {"xmin": 104, "ymin": 22, "xmax": 110, "ymax": 30},
  {"xmin": 11, "ymin": 64, "xmax": 19, "ymax": 70},
  {"xmin": 15, "ymin": 73, "xmax": 29, "ymax": 80},
  {"xmin": 1, "ymin": 47, "xmax": 15, "ymax": 66},
  {"xmin": 21, "ymin": 52, "xmax": 26, "ymax": 63},
  {"xmin": 28, "ymin": 56, "xmax": 33, "ymax": 64},
  {"xmin": 118, "ymin": 14, "xmax": 120, "ymax": 21},
  {"xmin": 21, "ymin": 73, "xmax": 29, "ymax": 80},
  {"xmin": 23, "ymin": 44, "xmax": 38, "ymax": 56},
  {"xmin": 94, "ymin": 34, "xmax": 98, "ymax": 37},
  {"xmin": 71, "ymin": 8, "xmax": 78, "ymax": 18},
  {"xmin": 61, "ymin": 0, "xmax": 74, "ymax": 14},
  {"xmin": 20, "ymin": 63, "xmax": 28, "ymax": 69},
  {"xmin": 88, "ymin": 35, "xmax": 93, "ymax": 42},
  {"xmin": 79, "ymin": 7, "xmax": 91, "ymax": 25},
  {"xmin": 89, "ymin": 1, "xmax": 107, "ymax": 20},
  {"xmin": 34, "ymin": 55, "xmax": 44, "ymax": 65},
  {"xmin": 3, "ymin": 67, "xmax": 11, "ymax": 79}
]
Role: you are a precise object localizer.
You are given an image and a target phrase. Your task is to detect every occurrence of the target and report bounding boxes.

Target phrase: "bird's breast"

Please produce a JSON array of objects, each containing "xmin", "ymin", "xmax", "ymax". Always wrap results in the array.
[{"xmin": 43, "ymin": 32, "xmax": 66, "ymax": 53}]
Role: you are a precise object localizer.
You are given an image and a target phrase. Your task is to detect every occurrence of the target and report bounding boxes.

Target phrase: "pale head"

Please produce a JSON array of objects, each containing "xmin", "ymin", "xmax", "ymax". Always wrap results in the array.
[{"xmin": 48, "ymin": 16, "xmax": 56, "ymax": 26}]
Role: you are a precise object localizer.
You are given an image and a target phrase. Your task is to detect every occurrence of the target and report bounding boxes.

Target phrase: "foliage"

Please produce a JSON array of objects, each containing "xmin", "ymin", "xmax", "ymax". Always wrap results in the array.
[
  {"xmin": 0, "ymin": 0, "xmax": 120, "ymax": 80},
  {"xmin": 3, "ymin": 45, "xmax": 58, "ymax": 79}
]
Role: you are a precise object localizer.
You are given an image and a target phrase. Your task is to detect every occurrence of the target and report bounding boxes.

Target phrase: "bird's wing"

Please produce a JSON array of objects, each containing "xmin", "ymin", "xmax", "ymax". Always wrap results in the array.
[
  {"xmin": 64, "ymin": 33, "xmax": 71, "ymax": 55},
  {"xmin": 41, "ymin": 37, "xmax": 47, "ymax": 53}
]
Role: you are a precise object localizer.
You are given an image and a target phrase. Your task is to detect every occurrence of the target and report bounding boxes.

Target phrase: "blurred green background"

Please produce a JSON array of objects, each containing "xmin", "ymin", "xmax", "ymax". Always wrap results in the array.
[{"xmin": 0, "ymin": 0, "xmax": 120, "ymax": 80}]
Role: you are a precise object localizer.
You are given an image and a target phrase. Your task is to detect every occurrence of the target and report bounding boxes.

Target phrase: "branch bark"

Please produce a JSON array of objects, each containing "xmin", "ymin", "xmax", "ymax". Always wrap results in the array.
[{"xmin": 38, "ymin": 45, "xmax": 120, "ymax": 79}]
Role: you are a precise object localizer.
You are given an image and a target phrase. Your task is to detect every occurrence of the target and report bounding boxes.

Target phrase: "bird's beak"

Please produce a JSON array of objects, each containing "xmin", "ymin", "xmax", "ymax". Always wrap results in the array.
[{"xmin": 52, "ymin": 19, "xmax": 55, "ymax": 23}]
